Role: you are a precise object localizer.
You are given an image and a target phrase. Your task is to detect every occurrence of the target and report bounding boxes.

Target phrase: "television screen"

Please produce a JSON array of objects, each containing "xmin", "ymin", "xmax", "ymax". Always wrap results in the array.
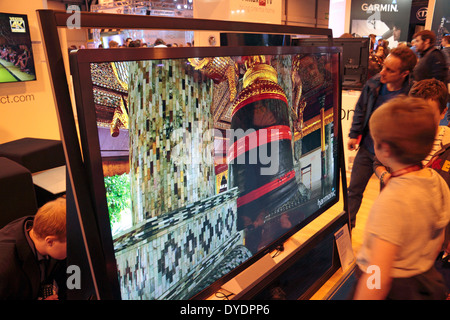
[
  {"xmin": 0, "ymin": 12, "xmax": 36, "ymax": 83},
  {"xmin": 69, "ymin": 45, "xmax": 341, "ymax": 300},
  {"xmin": 292, "ymin": 37, "xmax": 369, "ymax": 90}
]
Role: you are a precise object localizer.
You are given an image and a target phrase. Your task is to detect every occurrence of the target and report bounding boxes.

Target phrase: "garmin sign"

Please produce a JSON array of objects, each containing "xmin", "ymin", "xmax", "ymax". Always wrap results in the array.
[
  {"xmin": 361, "ymin": 3, "xmax": 398, "ymax": 12},
  {"xmin": 350, "ymin": 0, "xmax": 412, "ymax": 47}
]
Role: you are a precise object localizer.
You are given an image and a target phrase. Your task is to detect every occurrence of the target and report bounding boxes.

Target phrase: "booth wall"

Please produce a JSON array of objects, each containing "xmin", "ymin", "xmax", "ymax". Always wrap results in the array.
[
  {"xmin": 341, "ymin": 91, "xmax": 360, "ymax": 175},
  {"xmin": 0, "ymin": 0, "xmax": 60, "ymax": 144},
  {"xmin": 193, "ymin": 0, "xmax": 332, "ymax": 46},
  {"xmin": 284, "ymin": 0, "xmax": 330, "ymax": 28}
]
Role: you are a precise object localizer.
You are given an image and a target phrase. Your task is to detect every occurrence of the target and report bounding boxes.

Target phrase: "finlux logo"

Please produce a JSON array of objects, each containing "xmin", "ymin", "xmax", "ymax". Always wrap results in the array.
[
  {"xmin": 243, "ymin": 0, "xmax": 273, "ymax": 6},
  {"xmin": 361, "ymin": 2, "xmax": 399, "ymax": 12}
]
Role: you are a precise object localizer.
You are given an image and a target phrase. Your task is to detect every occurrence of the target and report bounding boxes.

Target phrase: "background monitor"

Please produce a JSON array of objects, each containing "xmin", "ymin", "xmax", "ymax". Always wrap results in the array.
[
  {"xmin": 0, "ymin": 12, "xmax": 36, "ymax": 83},
  {"xmin": 292, "ymin": 37, "xmax": 369, "ymax": 90},
  {"xmin": 69, "ymin": 44, "xmax": 342, "ymax": 300}
]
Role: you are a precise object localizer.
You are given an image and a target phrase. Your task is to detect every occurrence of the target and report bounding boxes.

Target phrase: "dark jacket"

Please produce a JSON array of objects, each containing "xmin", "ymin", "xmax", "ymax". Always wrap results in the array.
[
  {"xmin": 442, "ymin": 47, "xmax": 450, "ymax": 83},
  {"xmin": 413, "ymin": 46, "xmax": 448, "ymax": 84},
  {"xmin": 0, "ymin": 216, "xmax": 66, "ymax": 300},
  {"xmin": 348, "ymin": 73, "xmax": 412, "ymax": 140}
]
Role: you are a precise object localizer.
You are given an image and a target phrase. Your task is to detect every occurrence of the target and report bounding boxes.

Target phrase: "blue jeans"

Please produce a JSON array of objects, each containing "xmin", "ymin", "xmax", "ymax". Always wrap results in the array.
[{"xmin": 347, "ymin": 146, "xmax": 375, "ymax": 228}]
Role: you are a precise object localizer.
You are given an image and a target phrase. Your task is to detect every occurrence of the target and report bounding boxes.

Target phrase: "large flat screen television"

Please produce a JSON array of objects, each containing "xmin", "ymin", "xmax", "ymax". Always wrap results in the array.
[
  {"xmin": 69, "ymin": 44, "xmax": 341, "ymax": 300},
  {"xmin": 292, "ymin": 37, "xmax": 369, "ymax": 90},
  {"xmin": 0, "ymin": 12, "xmax": 36, "ymax": 83}
]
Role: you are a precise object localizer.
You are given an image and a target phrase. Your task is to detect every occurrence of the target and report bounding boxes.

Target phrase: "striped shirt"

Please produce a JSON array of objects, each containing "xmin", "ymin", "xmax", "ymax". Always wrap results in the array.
[{"xmin": 424, "ymin": 126, "xmax": 447, "ymax": 165}]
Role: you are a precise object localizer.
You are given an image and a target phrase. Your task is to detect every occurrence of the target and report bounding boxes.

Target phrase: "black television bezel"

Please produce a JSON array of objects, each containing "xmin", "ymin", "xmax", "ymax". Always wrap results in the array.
[
  {"xmin": 229, "ymin": 210, "xmax": 349, "ymax": 300},
  {"xmin": 220, "ymin": 32, "xmax": 293, "ymax": 46},
  {"xmin": 0, "ymin": 12, "xmax": 37, "ymax": 83},
  {"xmin": 69, "ymin": 44, "xmax": 343, "ymax": 300}
]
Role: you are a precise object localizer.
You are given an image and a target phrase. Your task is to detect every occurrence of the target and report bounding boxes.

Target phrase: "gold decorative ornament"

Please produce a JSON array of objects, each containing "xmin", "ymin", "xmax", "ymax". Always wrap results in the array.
[
  {"xmin": 110, "ymin": 97, "xmax": 129, "ymax": 137},
  {"xmin": 231, "ymin": 56, "xmax": 287, "ymax": 116},
  {"xmin": 188, "ymin": 57, "xmax": 238, "ymax": 101}
]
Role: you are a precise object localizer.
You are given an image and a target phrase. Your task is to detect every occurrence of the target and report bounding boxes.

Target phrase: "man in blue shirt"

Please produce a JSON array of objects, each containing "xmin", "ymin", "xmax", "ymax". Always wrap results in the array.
[{"xmin": 347, "ymin": 46, "xmax": 418, "ymax": 229}]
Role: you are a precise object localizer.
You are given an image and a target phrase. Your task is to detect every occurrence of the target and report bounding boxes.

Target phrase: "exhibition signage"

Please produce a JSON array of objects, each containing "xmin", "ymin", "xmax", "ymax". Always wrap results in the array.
[
  {"xmin": 430, "ymin": 0, "xmax": 450, "ymax": 45},
  {"xmin": 350, "ymin": 0, "xmax": 413, "ymax": 47}
]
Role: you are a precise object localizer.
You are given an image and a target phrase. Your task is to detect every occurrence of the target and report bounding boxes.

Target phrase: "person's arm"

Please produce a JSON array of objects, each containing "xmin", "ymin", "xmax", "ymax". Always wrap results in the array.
[
  {"xmin": 348, "ymin": 84, "xmax": 371, "ymax": 140},
  {"xmin": 373, "ymin": 155, "xmax": 391, "ymax": 186},
  {"xmin": 347, "ymin": 137, "xmax": 360, "ymax": 151},
  {"xmin": 353, "ymin": 237, "xmax": 398, "ymax": 300}
]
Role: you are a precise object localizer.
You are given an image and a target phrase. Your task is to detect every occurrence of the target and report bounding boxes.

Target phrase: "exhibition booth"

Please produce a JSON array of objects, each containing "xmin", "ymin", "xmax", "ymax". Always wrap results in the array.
[
  {"xmin": 0, "ymin": 0, "xmax": 448, "ymax": 302},
  {"xmin": 38, "ymin": 8, "xmax": 353, "ymax": 300}
]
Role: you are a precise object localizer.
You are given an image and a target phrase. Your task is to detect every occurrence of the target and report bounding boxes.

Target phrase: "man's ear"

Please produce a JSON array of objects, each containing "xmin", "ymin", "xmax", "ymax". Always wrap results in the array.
[
  {"xmin": 440, "ymin": 107, "xmax": 448, "ymax": 120},
  {"xmin": 377, "ymin": 141, "xmax": 392, "ymax": 158},
  {"xmin": 401, "ymin": 69, "xmax": 410, "ymax": 79},
  {"xmin": 44, "ymin": 236, "xmax": 58, "ymax": 247}
]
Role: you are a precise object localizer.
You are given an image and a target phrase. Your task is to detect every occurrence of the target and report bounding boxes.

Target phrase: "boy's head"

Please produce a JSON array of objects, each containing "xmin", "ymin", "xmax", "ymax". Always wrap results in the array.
[
  {"xmin": 370, "ymin": 96, "xmax": 437, "ymax": 166},
  {"xmin": 31, "ymin": 197, "xmax": 67, "ymax": 260},
  {"xmin": 409, "ymin": 79, "xmax": 449, "ymax": 120}
]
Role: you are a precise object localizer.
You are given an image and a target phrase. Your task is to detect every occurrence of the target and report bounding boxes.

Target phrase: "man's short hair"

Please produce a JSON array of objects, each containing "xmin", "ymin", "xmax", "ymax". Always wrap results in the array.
[
  {"xmin": 154, "ymin": 38, "xmax": 166, "ymax": 46},
  {"xmin": 388, "ymin": 46, "xmax": 417, "ymax": 73},
  {"xmin": 128, "ymin": 40, "xmax": 141, "ymax": 47},
  {"xmin": 409, "ymin": 79, "xmax": 449, "ymax": 113},
  {"xmin": 413, "ymin": 30, "xmax": 436, "ymax": 46},
  {"xmin": 370, "ymin": 96, "xmax": 437, "ymax": 165},
  {"xmin": 442, "ymin": 35, "xmax": 450, "ymax": 45},
  {"xmin": 32, "ymin": 197, "xmax": 66, "ymax": 241},
  {"xmin": 441, "ymin": 35, "xmax": 450, "ymax": 44},
  {"xmin": 108, "ymin": 40, "xmax": 118, "ymax": 48}
]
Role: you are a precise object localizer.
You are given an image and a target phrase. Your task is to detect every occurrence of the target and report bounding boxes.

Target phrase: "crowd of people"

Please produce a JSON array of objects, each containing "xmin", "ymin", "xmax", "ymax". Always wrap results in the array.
[
  {"xmin": 106, "ymin": 37, "xmax": 193, "ymax": 48},
  {"xmin": 66, "ymin": 37, "xmax": 194, "ymax": 51},
  {"xmin": 0, "ymin": 44, "xmax": 34, "ymax": 74},
  {"xmin": 347, "ymin": 29, "xmax": 450, "ymax": 299},
  {"xmin": 367, "ymin": 32, "xmax": 450, "ymax": 83}
]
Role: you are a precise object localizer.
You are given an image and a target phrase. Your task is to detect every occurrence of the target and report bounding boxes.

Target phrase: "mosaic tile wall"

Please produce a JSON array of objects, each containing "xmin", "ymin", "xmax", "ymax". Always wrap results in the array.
[
  {"xmin": 113, "ymin": 188, "xmax": 248, "ymax": 300},
  {"xmin": 127, "ymin": 59, "xmax": 216, "ymax": 223},
  {"xmin": 114, "ymin": 59, "xmax": 248, "ymax": 300}
]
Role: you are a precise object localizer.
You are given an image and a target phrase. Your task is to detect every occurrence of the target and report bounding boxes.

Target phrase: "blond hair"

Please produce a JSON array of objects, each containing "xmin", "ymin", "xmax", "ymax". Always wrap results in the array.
[
  {"xmin": 370, "ymin": 96, "xmax": 437, "ymax": 165},
  {"xmin": 32, "ymin": 197, "xmax": 66, "ymax": 241}
]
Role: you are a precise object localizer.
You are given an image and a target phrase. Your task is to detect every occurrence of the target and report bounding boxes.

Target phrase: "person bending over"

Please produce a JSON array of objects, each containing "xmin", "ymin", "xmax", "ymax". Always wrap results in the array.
[{"xmin": 0, "ymin": 197, "xmax": 67, "ymax": 300}]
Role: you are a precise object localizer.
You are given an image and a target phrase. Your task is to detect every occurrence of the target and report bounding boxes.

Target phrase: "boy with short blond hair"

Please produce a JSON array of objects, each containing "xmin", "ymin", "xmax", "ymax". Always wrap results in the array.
[
  {"xmin": 354, "ymin": 96, "xmax": 450, "ymax": 300},
  {"xmin": 375, "ymin": 79, "xmax": 450, "ymax": 186}
]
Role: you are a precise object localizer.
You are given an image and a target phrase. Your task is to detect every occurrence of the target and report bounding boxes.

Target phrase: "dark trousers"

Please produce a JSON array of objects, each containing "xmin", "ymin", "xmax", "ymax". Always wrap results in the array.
[
  {"xmin": 347, "ymin": 146, "xmax": 375, "ymax": 228},
  {"xmin": 350, "ymin": 265, "xmax": 448, "ymax": 300}
]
